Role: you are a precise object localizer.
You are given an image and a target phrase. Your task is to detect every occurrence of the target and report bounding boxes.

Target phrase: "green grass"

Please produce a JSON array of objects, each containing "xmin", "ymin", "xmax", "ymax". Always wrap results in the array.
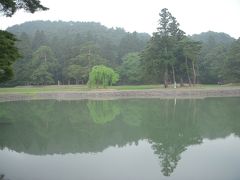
[
  {"xmin": 0, "ymin": 85, "xmax": 89, "ymax": 94},
  {"xmin": 0, "ymin": 84, "xmax": 163, "ymax": 93},
  {"xmin": 0, "ymin": 84, "xmax": 239, "ymax": 94},
  {"xmin": 112, "ymin": 84, "xmax": 162, "ymax": 90},
  {"xmin": 113, "ymin": 84, "xmax": 239, "ymax": 90}
]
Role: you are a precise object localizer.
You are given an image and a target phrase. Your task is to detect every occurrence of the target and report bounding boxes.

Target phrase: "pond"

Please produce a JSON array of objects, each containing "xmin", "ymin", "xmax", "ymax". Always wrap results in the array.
[{"xmin": 0, "ymin": 97, "xmax": 240, "ymax": 180}]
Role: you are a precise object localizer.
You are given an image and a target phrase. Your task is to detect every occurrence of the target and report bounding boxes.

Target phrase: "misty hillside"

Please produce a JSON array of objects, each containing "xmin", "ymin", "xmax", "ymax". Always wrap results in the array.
[
  {"xmin": 7, "ymin": 20, "xmax": 150, "ymax": 46},
  {"xmin": 191, "ymin": 31, "xmax": 235, "ymax": 46},
  {"xmin": 190, "ymin": 31, "xmax": 236, "ymax": 83},
  {"xmin": 4, "ymin": 20, "xmax": 239, "ymax": 86}
]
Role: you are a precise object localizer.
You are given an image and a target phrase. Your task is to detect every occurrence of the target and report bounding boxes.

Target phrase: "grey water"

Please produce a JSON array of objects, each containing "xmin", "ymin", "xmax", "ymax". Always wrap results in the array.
[{"xmin": 0, "ymin": 97, "xmax": 240, "ymax": 180}]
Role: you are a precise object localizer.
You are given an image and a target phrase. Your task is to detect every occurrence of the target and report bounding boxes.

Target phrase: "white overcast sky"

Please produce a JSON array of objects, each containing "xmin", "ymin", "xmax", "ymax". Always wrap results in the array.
[{"xmin": 0, "ymin": 0, "xmax": 240, "ymax": 38}]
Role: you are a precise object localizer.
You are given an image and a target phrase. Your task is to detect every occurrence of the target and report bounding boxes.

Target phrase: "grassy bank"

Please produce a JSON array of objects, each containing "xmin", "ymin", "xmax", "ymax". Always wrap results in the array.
[
  {"xmin": 0, "ymin": 85, "xmax": 162, "ymax": 94},
  {"xmin": 0, "ymin": 85, "xmax": 89, "ymax": 94},
  {"xmin": 0, "ymin": 84, "xmax": 239, "ymax": 94}
]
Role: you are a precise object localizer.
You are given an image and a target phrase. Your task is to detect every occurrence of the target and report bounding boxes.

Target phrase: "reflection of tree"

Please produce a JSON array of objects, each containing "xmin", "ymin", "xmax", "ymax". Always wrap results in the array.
[
  {"xmin": 0, "ymin": 174, "xmax": 6, "ymax": 180},
  {"xmin": 120, "ymin": 99, "xmax": 143, "ymax": 127},
  {"xmin": 152, "ymin": 143, "xmax": 181, "ymax": 176},
  {"xmin": 87, "ymin": 100, "xmax": 120, "ymax": 124},
  {"xmin": 0, "ymin": 174, "xmax": 10, "ymax": 180},
  {"xmin": 197, "ymin": 97, "xmax": 240, "ymax": 139},
  {"xmin": 152, "ymin": 135, "xmax": 202, "ymax": 176},
  {"xmin": 143, "ymin": 99, "xmax": 203, "ymax": 176}
]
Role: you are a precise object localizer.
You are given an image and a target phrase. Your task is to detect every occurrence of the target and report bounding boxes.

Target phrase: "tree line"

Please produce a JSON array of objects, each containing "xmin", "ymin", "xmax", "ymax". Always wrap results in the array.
[
  {"xmin": 3, "ymin": 21, "xmax": 149, "ymax": 86},
  {"xmin": 141, "ymin": 8, "xmax": 239, "ymax": 87},
  {"xmin": 1, "ymin": 8, "xmax": 239, "ymax": 86}
]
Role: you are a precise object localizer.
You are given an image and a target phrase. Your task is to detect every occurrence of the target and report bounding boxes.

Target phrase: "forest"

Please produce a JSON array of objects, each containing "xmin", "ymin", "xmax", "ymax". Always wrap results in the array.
[{"xmin": 1, "ymin": 9, "xmax": 239, "ymax": 86}]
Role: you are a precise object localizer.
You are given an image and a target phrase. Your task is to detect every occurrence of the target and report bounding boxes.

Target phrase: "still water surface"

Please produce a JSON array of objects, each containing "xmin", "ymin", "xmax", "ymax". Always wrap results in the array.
[{"xmin": 0, "ymin": 97, "xmax": 240, "ymax": 180}]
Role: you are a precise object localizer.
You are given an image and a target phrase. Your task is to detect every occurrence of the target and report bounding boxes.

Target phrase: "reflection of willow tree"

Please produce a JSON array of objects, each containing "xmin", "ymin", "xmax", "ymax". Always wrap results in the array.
[{"xmin": 87, "ymin": 100, "xmax": 120, "ymax": 124}]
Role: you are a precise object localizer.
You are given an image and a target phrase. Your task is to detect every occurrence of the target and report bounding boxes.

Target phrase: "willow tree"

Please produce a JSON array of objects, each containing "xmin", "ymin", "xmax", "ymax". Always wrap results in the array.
[{"xmin": 88, "ymin": 65, "xmax": 119, "ymax": 88}]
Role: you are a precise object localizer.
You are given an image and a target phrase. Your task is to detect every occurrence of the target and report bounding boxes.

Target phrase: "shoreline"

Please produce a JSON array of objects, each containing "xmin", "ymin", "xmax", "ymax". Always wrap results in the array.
[{"xmin": 0, "ymin": 87, "xmax": 240, "ymax": 102}]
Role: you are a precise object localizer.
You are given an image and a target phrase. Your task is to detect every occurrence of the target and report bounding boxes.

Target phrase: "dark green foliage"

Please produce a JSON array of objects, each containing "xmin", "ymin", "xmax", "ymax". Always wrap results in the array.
[
  {"xmin": 32, "ymin": 30, "xmax": 48, "ymax": 50},
  {"xmin": 0, "ymin": 0, "xmax": 48, "ymax": 84},
  {"xmin": 30, "ymin": 46, "xmax": 59, "ymax": 85},
  {"xmin": 31, "ymin": 64, "xmax": 54, "ymax": 85},
  {"xmin": 65, "ymin": 64, "xmax": 86, "ymax": 84},
  {"xmin": 141, "ymin": 9, "xmax": 239, "ymax": 85},
  {"xmin": 0, "ymin": 0, "xmax": 48, "ymax": 17},
  {"xmin": 224, "ymin": 38, "xmax": 240, "ymax": 82},
  {"xmin": 63, "ymin": 42, "xmax": 108, "ymax": 84},
  {"xmin": 141, "ymin": 8, "xmax": 189, "ymax": 86},
  {"xmin": 9, "ymin": 32, "xmax": 32, "ymax": 85},
  {"xmin": 180, "ymin": 37, "xmax": 202, "ymax": 85},
  {"xmin": 117, "ymin": 32, "xmax": 148, "ymax": 64},
  {"xmin": 0, "ymin": 30, "xmax": 20, "ymax": 82},
  {"xmin": 118, "ymin": 53, "xmax": 142, "ymax": 84},
  {"xmin": 198, "ymin": 45, "xmax": 228, "ymax": 83},
  {"xmin": 192, "ymin": 31, "xmax": 235, "ymax": 84}
]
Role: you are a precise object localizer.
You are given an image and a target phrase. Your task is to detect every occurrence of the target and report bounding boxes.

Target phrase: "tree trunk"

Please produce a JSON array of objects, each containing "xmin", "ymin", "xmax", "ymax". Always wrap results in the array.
[
  {"xmin": 75, "ymin": 79, "xmax": 79, "ymax": 85},
  {"xmin": 192, "ymin": 60, "xmax": 196, "ymax": 85},
  {"xmin": 164, "ymin": 65, "xmax": 168, "ymax": 88},
  {"xmin": 185, "ymin": 56, "xmax": 192, "ymax": 86},
  {"xmin": 180, "ymin": 77, "xmax": 184, "ymax": 87},
  {"xmin": 196, "ymin": 63, "xmax": 200, "ymax": 84},
  {"xmin": 164, "ymin": 46, "xmax": 169, "ymax": 88},
  {"xmin": 171, "ymin": 65, "xmax": 176, "ymax": 88}
]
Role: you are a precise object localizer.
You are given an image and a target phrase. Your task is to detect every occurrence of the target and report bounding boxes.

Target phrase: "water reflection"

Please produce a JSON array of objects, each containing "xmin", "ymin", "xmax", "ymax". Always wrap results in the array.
[
  {"xmin": 87, "ymin": 100, "xmax": 120, "ymax": 124},
  {"xmin": 0, "ymin": 175, "xmax": 5, "ymax": 180},
  {"xmin": 0, "ymin": 97, "xmax": 240, "ymax": 178}
]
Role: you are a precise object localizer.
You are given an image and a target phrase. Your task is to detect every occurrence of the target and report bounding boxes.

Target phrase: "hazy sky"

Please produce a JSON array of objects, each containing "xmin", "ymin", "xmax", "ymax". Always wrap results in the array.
[{"xmin": 0, "ymin": 0, "xmax": 240, "ymax": 38}]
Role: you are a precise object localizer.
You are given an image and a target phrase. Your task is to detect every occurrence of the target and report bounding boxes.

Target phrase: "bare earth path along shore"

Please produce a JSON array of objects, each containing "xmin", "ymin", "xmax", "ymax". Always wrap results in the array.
[{"xmin": 0, "ymin": 86, "xmax": 240, "ymax": 102}]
